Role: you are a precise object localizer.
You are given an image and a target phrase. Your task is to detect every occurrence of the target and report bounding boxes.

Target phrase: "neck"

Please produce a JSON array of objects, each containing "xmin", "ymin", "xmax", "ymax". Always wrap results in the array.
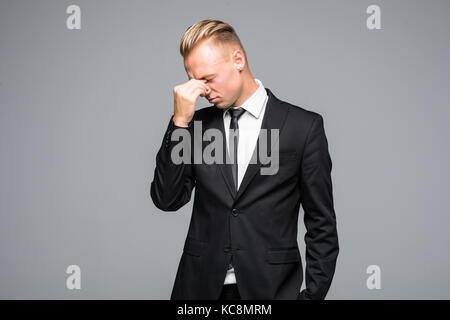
[{"xmin": 233, "ymin": 75, "xmax": 259, "ymax": 107}]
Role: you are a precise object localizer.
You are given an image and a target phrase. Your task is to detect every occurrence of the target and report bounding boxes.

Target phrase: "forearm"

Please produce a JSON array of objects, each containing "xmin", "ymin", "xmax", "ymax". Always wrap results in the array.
[{"xmin": 150, "ymin": 115, "xmax": 195, "ymax": 211}]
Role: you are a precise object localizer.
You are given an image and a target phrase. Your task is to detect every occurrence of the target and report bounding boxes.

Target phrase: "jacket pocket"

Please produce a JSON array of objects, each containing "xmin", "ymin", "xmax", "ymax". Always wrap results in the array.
[
  {"xmin": 183, "ymin": 237, "xmax": 207, "ymax": 257},
  {"xmin": 266, "ymin": 247, "xmax": 300, "ymax": 264}
]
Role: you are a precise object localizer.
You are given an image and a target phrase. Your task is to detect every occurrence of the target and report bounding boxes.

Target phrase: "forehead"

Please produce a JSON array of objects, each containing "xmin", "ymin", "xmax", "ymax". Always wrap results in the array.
[{"xmin": 184, "ymin": 39, "xmax": 228, "ymax": 79}]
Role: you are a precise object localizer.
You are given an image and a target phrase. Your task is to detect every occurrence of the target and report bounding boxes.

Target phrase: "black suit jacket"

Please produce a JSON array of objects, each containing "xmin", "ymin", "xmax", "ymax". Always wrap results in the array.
[{"xmin": 150, "ymin": 88, "xmax": 339, "ymax": 300}]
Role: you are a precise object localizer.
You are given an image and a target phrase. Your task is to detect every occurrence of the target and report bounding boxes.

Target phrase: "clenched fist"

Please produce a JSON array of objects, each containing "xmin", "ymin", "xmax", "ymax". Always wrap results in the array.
[{"xmin": 172, "ymin": 79, "xmax": 210, "ymax": 127}]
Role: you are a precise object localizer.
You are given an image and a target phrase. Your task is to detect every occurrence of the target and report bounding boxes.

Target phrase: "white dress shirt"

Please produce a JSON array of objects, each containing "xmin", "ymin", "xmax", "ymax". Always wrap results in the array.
[{"xmin": 222, "ymin": 78, "xmax": 269, "ymax": 285}]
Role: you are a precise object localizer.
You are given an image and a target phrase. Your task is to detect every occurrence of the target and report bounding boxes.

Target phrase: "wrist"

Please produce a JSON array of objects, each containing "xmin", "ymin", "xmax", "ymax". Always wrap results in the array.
[{"xmin": 173, "ymin": 116, "xmax": 190, "ymax": 128}]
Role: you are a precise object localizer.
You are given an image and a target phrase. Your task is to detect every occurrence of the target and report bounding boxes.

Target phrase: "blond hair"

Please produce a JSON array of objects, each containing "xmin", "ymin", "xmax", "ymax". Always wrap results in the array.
[{"xmin": 179, "ymin": 19, "xmax": 247, "ymax": 61}]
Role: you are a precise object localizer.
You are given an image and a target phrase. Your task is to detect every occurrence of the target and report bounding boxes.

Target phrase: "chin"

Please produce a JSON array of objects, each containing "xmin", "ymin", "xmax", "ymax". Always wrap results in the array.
[{"xmin": 213, "ymin": 102, "xmax": 226, "ymax": 109}]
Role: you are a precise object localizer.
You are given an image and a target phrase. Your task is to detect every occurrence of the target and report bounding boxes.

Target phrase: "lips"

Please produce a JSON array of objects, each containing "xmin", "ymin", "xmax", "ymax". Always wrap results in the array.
[{"xmin": 208, "ymin": 97, "xmax": 218, "ymax": 103}]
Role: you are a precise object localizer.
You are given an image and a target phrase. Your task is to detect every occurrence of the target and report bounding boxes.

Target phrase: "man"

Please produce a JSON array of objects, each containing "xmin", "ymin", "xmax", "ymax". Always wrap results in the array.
[{"xmin": 150, "ymin": 19, "xmax": 339, "ymax": 300}]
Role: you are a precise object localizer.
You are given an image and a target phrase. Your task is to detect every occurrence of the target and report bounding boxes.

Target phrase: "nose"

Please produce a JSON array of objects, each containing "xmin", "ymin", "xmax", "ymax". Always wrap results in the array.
[{"xmin": 202, "ymin": 86, "xmax": 211, "ymax": 98}]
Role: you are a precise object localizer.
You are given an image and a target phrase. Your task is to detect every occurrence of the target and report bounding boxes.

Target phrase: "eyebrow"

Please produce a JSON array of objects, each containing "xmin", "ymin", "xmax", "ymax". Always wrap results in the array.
[{"xmin": 189, "ymin": 73, "xmax": 216, "ymax": 80}]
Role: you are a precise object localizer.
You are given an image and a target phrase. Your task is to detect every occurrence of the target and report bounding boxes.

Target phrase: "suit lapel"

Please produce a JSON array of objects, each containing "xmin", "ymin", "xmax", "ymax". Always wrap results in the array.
[
  {"xmin": 205, "ymin": 87, "xmax": 290, "ymax": 202},
  {"xmin": 207, "ymin": 105, "xmax": 237, "ymax": 199},
  {"xmin": 234, "ymin": 88, "xmax": 289, "ymax": 202}
]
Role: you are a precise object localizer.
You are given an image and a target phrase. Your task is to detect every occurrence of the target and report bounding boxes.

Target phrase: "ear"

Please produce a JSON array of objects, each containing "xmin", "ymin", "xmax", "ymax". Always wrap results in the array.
[{"xmin": 231, "ymin": 48, "xmax": 245, "ymax": 71}]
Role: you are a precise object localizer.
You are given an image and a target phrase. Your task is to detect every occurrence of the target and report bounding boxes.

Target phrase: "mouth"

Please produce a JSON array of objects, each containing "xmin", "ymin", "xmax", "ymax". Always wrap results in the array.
[{"xmin": 208, "ymin": 97, "xmax": 219, "ymax": 103}]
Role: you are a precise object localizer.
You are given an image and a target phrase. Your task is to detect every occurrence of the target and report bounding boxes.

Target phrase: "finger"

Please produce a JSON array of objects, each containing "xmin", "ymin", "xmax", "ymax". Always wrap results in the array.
[
  {"xmin": 185, "ymin": 79, "xmax": 206, "ymax": 94},
  {"xmin": 194, "ymin": 85, "xmax": 207, "ymax": 98},
  {"xmin": 190, "ymin": 81, "xmax": 207, "ymax": 95},
  {"xmin": 184, "ymin": 79, "xmax": 198, "ymax": 92}
]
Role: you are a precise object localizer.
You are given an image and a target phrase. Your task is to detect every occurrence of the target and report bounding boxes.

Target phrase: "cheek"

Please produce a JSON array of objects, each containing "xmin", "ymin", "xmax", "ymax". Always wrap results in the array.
[
  {"xmin": 218, "ymin": 77, "xmax": 235, "ymax": 94},
  {"xmin": 212, "ymin": 79, "xmax": 227, "ymax": 95},
  {"xmin": 214, "ymin": 71, "xmax": 238, "ymax": 96}
]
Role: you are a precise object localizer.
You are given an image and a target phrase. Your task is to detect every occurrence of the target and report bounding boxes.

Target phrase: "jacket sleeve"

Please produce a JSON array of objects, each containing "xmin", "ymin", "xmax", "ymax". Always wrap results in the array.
[
  {"xmin": 150, "ymin": 114, "xmax": 196, "ymax": 211},
  {"xmin": 297, "ymin": 114, "xmax": 339, "ymax": 300}
]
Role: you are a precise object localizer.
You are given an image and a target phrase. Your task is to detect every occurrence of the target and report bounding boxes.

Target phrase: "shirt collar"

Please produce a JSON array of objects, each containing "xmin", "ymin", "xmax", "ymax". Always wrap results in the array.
[{"xmin": 223, "ymin": 78, "xmax": 267, "ymax": 119}]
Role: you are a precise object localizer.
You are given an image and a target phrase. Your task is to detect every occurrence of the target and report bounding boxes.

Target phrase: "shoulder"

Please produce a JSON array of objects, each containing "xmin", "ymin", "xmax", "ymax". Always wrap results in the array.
[
  {"xmin": 269, "ymin": 89, "xmax": 324, "ymax": 132},
  {"xmin": 282, "ymin": 100, "xmax": 322, "ymax": 124}
]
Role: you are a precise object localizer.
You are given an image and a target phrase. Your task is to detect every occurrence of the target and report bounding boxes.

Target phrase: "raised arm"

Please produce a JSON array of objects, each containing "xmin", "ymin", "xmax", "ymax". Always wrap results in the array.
[{"xmin": 150, "ymin": 79, "xmax": 208, "ymax": 211}]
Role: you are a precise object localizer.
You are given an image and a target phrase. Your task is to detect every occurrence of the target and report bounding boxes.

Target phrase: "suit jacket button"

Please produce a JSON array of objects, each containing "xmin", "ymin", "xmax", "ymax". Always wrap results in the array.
[{"xmin": 232, "ymin": 208, "xmax": 238, "ymax": 216}]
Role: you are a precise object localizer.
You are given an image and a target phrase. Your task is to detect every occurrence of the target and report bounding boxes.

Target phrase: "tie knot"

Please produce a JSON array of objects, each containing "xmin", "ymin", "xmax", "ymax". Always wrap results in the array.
[{"xmin": 228, "ymin": 107, "xmax": 246, "ymax": 120}]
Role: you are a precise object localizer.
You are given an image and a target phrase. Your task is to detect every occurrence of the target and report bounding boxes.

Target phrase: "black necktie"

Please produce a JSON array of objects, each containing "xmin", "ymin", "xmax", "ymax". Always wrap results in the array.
[{"xmin": 228, "ymin": 107, "xmax": 246, "ymax": 192}]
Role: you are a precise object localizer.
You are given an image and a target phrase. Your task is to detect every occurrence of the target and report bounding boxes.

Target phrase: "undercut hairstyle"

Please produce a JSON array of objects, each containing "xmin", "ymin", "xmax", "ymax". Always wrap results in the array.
[{"xmin": 179, "ymin": 19, "xmax": 248, "ymax": 62}]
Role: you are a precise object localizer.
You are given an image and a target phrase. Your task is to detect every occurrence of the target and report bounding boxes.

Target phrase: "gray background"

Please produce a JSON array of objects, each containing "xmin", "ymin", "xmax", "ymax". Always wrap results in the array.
[{"xmin": 1, "ymin": 0, "xmax": 449, "ymax": 299}]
